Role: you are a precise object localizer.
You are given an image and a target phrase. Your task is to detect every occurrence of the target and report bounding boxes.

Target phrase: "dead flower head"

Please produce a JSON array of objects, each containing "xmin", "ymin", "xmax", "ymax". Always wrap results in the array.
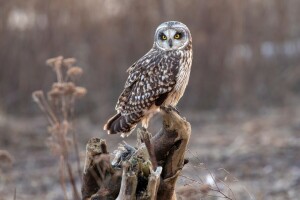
[
  {"xmin": 67, "ymin": 67, "xmax": 83, "ymax": 79},
  {"xmin": 32, "ymin": 90, "xmax": 45, "ymax": 103},
  {"xmin": 65, "ymin": 82, "xmax": 76, "ymax": 95},
  {"xmin": 63, "ymin": 58, "xmax": 77, "ymax": 68},
  {"xmin": 46, "ymin": 56, "xmax": 63, "ymax": 69},
  {"xmin": 48, "ymin": 87, "xmax": 62, "ymax": 100},
  {"xmin": 49, "ymin": 82, "xmax": 76, "ymax": 98},
  {"xmin": 74, "ymin": 87, "xmax": 87, "ymax": 98}
]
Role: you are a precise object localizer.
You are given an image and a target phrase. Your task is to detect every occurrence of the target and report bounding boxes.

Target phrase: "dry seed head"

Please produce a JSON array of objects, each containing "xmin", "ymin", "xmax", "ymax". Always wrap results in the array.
[
  {"xmin": 48, "ymin": 87, "xmax": 62, "ymax": 99},
  {"xmin": 63, "ymin": 58, "xmax": 77, "ymax": 68},
  {"xmin": 67, "ymin": 67, "xmax": 83, "ymax": 79},
  {"xmin": 65, "ymin": 82, "xmax": 76, "ymax": 95},
  {"xmin": 32, "ymin": 90, "xmax": 44, "ymax": 103},
  {"xmin": 54, "ymin": 56, "xmax": 63, "ymax": 69},
  {"xmin": 52, "ymin": 82, "xmax": 76, "ymax": 96},
  {"xmin": 46, "ymin": 58, "xmax": 57, "ymax": 67},
  {"xmin": 53, "ymin": 82, "xmax": 64, "ymax": 90},
  {"xmin": 46, "ymin": 56, "xmax": 63, "ymax": 68},
  {"xmin": 74, "ymin": 87, "xmax": 87, "ymax": 98},
  {"xmin": 52, "ymin": 83, "xmax": 65, "ymax": 96}
]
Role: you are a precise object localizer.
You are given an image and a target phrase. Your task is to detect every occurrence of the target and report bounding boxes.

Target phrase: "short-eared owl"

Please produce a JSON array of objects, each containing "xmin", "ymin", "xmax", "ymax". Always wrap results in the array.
[{"xmin": 104, "ymin": 21, "xmax": 193, "ymax": 137}]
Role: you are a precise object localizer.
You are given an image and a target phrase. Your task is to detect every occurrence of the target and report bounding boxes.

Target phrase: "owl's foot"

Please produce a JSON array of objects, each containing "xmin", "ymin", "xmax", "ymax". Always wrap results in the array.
[
  {"xmin": 160, "ymin": 105, "xmax": 180, "ymax": 115},
  {"xmin": 170, "ymin": 106, "xmax": 180, "ymax": 115}
]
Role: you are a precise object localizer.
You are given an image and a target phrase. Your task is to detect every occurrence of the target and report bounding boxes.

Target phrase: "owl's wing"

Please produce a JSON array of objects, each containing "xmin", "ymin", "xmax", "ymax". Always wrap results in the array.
[{"xmin": 115, "ymin": 49, "xmax": 180, "ymax": 114}]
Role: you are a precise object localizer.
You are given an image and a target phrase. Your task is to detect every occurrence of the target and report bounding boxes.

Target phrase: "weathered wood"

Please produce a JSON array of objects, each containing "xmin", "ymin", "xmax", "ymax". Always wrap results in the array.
[
  {"xmin": 153, "ymin": 107, "xmax": 191, "ymax": 200},
  {"xmin": 145, "ymin": 167, "xmax": 162, "ymax": 200},
  {"xmin": 116, "ymin": 162, "xmax": 138, "ymax": 200},
  {"xmin": 81, "ymin": 107, "xmax": 191, "ymax": 200},
  {"xmin": 82, "ymin": 138, "xmax": 122, "ymax": 200}
]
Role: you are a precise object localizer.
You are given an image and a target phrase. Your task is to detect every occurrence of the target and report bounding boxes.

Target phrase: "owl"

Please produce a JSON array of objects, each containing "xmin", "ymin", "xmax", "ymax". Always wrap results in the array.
[{"xmin": 104, "ymin": 21, "xmax": 193, "ymax": 137}]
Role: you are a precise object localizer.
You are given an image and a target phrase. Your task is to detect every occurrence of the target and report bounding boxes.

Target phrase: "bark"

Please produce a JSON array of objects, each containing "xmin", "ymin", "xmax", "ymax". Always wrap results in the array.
[{"xmin": 81, "ymin": 107, "xmax": 191, "ymax": 200}]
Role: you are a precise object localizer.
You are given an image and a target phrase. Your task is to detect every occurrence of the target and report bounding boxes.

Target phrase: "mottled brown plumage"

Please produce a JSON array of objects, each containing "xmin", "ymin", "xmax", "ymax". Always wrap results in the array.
[{"xmin": 104, "ymin": 21, "xmax": 193, "ymax": 137}]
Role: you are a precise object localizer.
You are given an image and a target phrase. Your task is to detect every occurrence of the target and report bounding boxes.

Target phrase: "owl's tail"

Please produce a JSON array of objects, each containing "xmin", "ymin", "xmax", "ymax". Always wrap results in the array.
[{"xmin": 103, "ymin": 112, "xmax": 144, "ymax": 137}]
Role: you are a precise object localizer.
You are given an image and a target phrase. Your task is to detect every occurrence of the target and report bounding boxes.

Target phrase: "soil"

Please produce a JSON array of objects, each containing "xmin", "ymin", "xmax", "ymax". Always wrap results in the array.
[{"xmin": 0, "ymin": 105, "xmax": 299, "ymax": 200}]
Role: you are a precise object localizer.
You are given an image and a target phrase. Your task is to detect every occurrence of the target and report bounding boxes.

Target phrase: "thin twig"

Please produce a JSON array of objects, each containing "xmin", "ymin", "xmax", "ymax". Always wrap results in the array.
[
  {"xmin": 141, "ymin": 130, "xmax": 157, "ymax": 170},
  {"xmin": 59, "ymin": 156, "xmax": 68, "ymax": 200},
  {"xmin": 186, "ymin": 149, "xmax": 234, "ymax": 200},
  {"xmin": 180, "ymin": 174, "xmax": 203, "ymax": 185},
  {"xmin": 32, "ymin": 91, "xmax": 58, "ymax": 125},
  {"xmin": 66, "ymin": 160, "xmax": 80, "ymax": 200},
  {"xmin": 69, "ymin": 97, "xmax": 82, "ymax": 180}
]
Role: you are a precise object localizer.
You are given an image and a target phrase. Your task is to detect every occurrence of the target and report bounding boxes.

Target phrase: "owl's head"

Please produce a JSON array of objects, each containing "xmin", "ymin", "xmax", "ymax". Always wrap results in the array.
[{"xmin": 154, "ymin": 21, "xmax": 192, "ymax": 51}]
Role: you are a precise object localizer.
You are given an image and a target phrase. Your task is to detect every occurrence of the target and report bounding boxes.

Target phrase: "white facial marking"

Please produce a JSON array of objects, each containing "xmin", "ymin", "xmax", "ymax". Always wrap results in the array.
[{"xmin": 154, "ymin": 22, "xmax": 190, "ymax": 51}]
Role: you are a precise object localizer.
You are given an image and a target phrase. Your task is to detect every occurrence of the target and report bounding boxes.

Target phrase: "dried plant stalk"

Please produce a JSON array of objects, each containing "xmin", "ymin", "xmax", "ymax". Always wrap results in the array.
[
  {"xmin": 33, "ymin": 56, "xmax": 86, "ymax": 200},
  {"xmin": 59, "ymin": 156, "xmax": 68, "ymax": 200}
]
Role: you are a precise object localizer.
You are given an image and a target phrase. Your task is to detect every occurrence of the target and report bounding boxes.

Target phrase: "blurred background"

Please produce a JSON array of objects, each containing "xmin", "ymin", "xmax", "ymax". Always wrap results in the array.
[{"xmin": 0, "ymin": 0, "xmax": 300, "ymax": 199}]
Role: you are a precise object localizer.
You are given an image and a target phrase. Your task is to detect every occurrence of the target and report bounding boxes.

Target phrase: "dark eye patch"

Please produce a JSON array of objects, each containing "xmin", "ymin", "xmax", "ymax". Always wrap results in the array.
[
  {"xmin": 176, "ymin": 32, "xmax": 184, "ymax": 38},
  {"xmin": 159, "ymin": 32, "xmax": 167, "ymax": 40}
]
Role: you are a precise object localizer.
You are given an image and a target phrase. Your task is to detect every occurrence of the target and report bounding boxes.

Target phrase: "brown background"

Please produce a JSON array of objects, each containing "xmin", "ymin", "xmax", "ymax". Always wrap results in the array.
[{"xmin": 0, "ymin": 0, "xmax": 300, "ymax": 199}]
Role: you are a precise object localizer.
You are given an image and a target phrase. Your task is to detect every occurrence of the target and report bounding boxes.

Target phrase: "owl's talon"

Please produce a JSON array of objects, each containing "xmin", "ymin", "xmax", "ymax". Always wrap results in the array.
[
  {"xmin": 160, "ymin": 105, "xmax": 166, "ymax": 111},
  {"xmin": 160, "ymin": 106, "xmax": 171, "ymax": 113},
  {"xmin": 169, "ymin": 106, "xmax": 180, "ymax": 114},
  {"xmin": 161, "ymin": 105, "xmax": 180, "ymax": 114}
]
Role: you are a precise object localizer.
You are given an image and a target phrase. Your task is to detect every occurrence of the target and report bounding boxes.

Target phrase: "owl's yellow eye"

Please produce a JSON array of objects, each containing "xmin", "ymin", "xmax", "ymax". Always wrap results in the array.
[
  {"xmin": 161, "ymin": 34, "xmax": 167, "ymax": 40},
  {"xmin": 174, "ymin": 33, "xmax": 181, "ymax": 39}
]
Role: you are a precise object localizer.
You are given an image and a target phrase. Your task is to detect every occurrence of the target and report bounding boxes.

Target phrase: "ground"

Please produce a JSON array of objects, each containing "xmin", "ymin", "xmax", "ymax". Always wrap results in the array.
[{"xmin": 0, "ymin": 104, "xmax": 299, "ymax": 200}]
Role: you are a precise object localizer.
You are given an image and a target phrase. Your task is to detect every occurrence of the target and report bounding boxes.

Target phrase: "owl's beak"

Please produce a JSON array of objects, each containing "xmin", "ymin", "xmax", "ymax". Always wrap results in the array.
[{"xmin": 168, "ymin": 39, "xmax": 173, "ymax": 48}]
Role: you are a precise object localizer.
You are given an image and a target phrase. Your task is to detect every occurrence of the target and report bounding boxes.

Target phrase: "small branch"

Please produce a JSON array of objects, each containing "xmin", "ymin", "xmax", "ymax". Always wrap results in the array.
[
  {"xmin": 32, "ymin": 91, "xmax": 58, "ymax": 125},
  {"xmin": 116, "ymin": 162, "xmax": 138, "ymax": 200},
  {"xmin": 59, "ymin": 156, "xmax": 68, "ymax": 200},
  {"xmin": 66, "ymin": 159, "xmax": 80, "ymax": 200},
  {"xmin": 138, "ymin": 129, "xmax": 157, "ymax": 170},
  {"xmin": 146, "ymin": 166, "xmax": 162, "ymax": 200},
  {"xmin": 71, "ymin": 127, "xmax": 82, "ymax": 182}
]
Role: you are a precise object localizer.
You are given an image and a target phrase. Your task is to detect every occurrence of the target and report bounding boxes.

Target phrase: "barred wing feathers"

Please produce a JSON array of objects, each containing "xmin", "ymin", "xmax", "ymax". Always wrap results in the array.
[{"xmin": 104, "ymin": 49, "xmax": 181, "ymax": 135}]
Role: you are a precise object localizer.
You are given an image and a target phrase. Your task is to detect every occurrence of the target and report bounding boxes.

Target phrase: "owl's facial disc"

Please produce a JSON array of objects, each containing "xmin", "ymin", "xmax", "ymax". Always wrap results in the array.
[{"xmin": 155, "ymin": 23, "xmax": 190, "ymax": 51}]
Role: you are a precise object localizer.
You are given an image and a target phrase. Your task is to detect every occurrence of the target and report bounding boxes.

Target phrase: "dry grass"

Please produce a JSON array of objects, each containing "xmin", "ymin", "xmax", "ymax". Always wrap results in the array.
[
  {"xmin": 32, "ymin": 56, "xmax": 86, "ymax": 200},
  {"xmin": 176, "ymin": 149, "xmax": 255, "ymax": 200}
]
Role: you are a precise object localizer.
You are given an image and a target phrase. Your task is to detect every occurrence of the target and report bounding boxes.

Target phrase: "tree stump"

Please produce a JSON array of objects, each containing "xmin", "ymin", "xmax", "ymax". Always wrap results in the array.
[{"xmin": 82, "ymin": 107, "xmax": 191, "ymax": 200}]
